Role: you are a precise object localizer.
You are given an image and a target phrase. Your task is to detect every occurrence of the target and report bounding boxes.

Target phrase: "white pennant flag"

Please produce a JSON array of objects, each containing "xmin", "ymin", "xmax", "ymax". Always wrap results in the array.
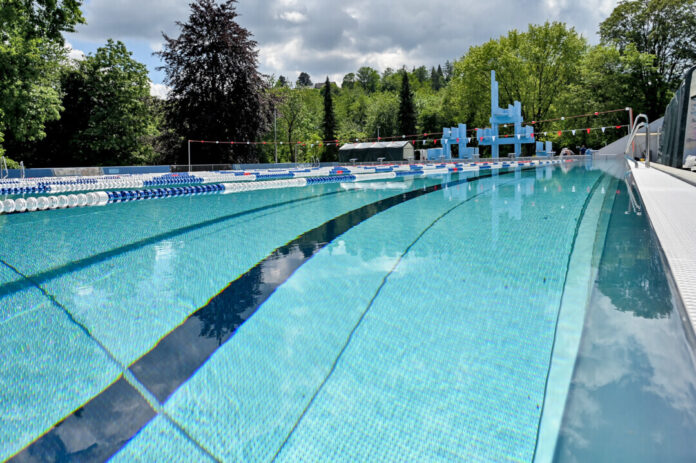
[
  {"xmin": 543, "ymin": 132, "xmax": 547, "ymax": 136},
  {"xmin": 601, "ymin": 127, "xmax": 606, "ymax": 133},
  {"xmin": 517, "ymin": 134, "xmax": 521, "ymax": 139},
  {"xmin": 492, "ymin": 136, "xmax": 496, "ymax": 141},
  {"xmin": 467, "ymin": 137, "xmax": 471, "ymax": 143},
  {"xmin": 572, "ymin": 130, "xmax": 576, "ymax": 135}
]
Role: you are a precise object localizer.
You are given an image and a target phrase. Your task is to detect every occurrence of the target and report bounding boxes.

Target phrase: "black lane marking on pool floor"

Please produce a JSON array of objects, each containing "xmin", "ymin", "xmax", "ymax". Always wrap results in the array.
[
  {"xmin": 9, "ymin": 166, "xmax": 539, "ymax": 462},
  {"xmin": 530, "ymin": 172, "xmax": 604, "ymax": 461},
  {"xmin": 0, "ymin": 188, "xmax": 348, "ymax": 296},
  {"xmin": 129, "ymin": 170, "xmax": 510, "ymax": 404},
  {"xmin": 9, "ymin": 376, "xmax": 157, "ymax": 463}
]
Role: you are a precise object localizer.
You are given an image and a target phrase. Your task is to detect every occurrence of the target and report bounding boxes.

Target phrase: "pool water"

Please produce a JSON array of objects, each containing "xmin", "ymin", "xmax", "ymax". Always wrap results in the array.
[{"xmin": 1, "ymin": 161, "xmax": 694, "ymax": 462}]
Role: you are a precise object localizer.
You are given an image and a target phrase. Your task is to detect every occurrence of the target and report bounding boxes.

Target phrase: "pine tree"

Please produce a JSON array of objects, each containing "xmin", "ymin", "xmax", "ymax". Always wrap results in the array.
[
  {"xmin": 157, "ymin": 0, "xmax": 270, "ymax": 164},
  {"xmin": 321, "ymin": 77, "xmax": 337, "ymax": 162},
  {"xmin": 398, "ymin": 72, "xmax": 417, "ymax": 136},
  {"xmin": 443, "ymin": 60, "xmax": 453, "ymax": 81}
]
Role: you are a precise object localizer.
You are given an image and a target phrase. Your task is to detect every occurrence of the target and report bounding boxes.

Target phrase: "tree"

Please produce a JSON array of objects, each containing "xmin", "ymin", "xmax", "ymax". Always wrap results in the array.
[
  {"xmin": 599, "ymin": 0, "xmax": 696, "ymax": 119},
  {"xmin": 443, "ymin": 60, "xmax": 454, "ymax": 81},
  {"xmin": 297, "ymin": 72, "xmax": 312, "ymax": 87},
  {"xmin": 366, "ymin": 92, "xmax": 400, "ymax": 139},
  {"xmin": 276, "ymin": 75, "xmax": 288, "ymax": 87},
  {"xmin": 274, "ymin": 87, "xmax": 321, "ymax": 161},
  {"xmin": 430, "ymin": 66, "xmax": 445, "ymax": 91},
  {"xmin": 321, "ymin": 77, "xmax": 337, "ymax": 161},
  {"xmin": 342, "ymin": 72, "xmax": 356, "ymax": 89},
  {"xmin": 412, "ymin": 66, "xmax": 429, "ymax": 84},
  {"xmin": 399, "ymin": 72, "xmax": 417, "ymax": 136},
  {"xmin": 449, "ymin": 22, "xmax": 587, "ymax": 130},
  {"xmin": 0, "ymin": 0, "xmax": 85, "ymax": 157},
  {"xmin": 18, "ymin": 40, "xmax": 158, "ymax": 166},
  {"xmin": 157, "ymin": 0, "xmax": 270, "ymax": 164},
  {"xmin": 357, "ymin": 66, "xmax": 380, "ymax": 93}
]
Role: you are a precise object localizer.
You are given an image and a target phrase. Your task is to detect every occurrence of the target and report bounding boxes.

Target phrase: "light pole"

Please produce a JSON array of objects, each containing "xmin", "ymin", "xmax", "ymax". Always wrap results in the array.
[
  {"xmin": 377, "ymin": 126, "xmax": 380, "ymax": 140},
  {"xmin": 273, "ymin": 107, "xmax": 278, "ymax": 164}
]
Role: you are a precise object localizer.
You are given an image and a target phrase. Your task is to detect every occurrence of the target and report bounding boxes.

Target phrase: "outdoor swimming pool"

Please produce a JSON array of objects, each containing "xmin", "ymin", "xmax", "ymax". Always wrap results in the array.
[{"xmin": 1, "ymin": 160, "xmax": 695, "ymax": 462}]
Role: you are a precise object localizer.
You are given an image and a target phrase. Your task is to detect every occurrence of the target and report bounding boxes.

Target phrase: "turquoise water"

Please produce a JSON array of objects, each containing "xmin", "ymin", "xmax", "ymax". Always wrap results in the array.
[
  {"xmin": 0, "ymin": 161, "xmax": 692, "ymax": 462},
  {"xmin": 554, "ymin": 180, "xmax": 696, "ymax": 462}
]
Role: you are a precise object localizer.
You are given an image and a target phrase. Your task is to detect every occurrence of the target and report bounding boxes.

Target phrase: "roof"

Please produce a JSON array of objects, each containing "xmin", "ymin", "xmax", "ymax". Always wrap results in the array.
[{"xmin": 339, "ymin": 141, "xmax": 414, "ymax": 150}]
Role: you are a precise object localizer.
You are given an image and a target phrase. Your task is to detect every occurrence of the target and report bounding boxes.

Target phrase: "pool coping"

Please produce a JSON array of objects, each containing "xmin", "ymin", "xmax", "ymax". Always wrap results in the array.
[{"xmin": 629, "ymin": 162, "xmax": 696, "ymax": 340}]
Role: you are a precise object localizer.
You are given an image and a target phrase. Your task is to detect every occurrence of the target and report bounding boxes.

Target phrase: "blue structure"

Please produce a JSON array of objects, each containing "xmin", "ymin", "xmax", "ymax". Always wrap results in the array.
[
  {"xmin": 426, "ymin": 148, "xmax": 445, "ymax": 160},
  {"xmin": 536, "ymin": 141, "xmax": 553, "ymax": 157},
  {"xmin": 476, "ymin": 71, "xmax": 539, "ymax": 158},
  {"xmin": 439, "ymin": 124, "xmax": 479, "ymax": 160}
]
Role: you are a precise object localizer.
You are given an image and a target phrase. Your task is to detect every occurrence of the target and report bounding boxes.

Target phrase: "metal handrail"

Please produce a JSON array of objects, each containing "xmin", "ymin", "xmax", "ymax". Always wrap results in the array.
[{"xmin": 625, "ymin": 114, "xmax": 650, "ymax": 167}]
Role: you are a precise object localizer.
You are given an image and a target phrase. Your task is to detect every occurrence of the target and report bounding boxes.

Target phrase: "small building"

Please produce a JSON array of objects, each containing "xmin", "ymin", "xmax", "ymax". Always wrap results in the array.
[{"xmin": 338, "ymin": 141, "xmax": 415, "ymax": 163}]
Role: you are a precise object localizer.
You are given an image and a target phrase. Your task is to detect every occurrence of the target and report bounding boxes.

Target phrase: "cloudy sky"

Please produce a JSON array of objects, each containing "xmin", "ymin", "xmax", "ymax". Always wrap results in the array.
[{"xmin": 65, "ymin": 0, "xmax": 619, "ymax": 97}]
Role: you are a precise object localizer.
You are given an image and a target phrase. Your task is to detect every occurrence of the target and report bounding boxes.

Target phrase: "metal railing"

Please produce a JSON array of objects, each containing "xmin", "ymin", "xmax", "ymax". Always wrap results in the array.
[
  {"xmin": 625, "ymin": 114, "xmax": 651, "ymax": 168},
  {"xmin": 0, "ymin": 156, "xmax": 7, "ymax": 179}
]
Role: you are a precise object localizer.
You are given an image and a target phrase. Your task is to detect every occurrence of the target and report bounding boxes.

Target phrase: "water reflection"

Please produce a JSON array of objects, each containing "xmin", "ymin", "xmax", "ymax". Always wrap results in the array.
[{"xmin": 554, "ymin": 182, "xmax": 696, "ymax": 462}]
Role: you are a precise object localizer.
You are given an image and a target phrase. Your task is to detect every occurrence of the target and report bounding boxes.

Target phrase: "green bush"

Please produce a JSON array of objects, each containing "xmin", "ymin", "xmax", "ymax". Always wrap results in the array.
[{"xmin": 2, "ymin": 156, "xmax": 20, "ymax": 169}]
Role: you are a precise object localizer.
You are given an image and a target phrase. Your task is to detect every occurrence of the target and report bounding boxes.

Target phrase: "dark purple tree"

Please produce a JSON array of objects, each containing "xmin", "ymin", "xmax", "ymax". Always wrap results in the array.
[{"xmin": 157, "ymin": 0, "xmax": 271, "ymax": 164}]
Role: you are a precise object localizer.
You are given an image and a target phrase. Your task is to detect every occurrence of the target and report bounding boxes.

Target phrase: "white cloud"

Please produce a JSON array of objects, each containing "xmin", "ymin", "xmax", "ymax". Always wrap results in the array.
[
  {"xmin": 65, "ymin": 41, "xmax": 85, "ymax": 61},
  {"xmin": 149, "ymin": 82, "xmax": 171, "ymax": 99},
  {"xmin": 66, "ymin": 0, "xmax": 621, "ymax": 85},
  {"xmin": 279, "ymin": 11, "xmax": 308, "ymax": 23}
]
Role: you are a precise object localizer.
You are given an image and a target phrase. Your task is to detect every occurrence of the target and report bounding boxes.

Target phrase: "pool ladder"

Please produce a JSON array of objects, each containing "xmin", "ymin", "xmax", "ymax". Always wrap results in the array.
[{"xmin": 625, "ymin": 114, "xmax": 651, "ymax": 167}]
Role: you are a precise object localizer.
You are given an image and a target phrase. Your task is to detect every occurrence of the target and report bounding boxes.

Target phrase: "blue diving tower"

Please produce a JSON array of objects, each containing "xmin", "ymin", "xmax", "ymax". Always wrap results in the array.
[
  {"xmin": 476, "ymin": 70, "xmax": 538, "ymax": 158},
  {"xmin": 428, "ymin": 70, "xmax": 552, "ymax": 160}
]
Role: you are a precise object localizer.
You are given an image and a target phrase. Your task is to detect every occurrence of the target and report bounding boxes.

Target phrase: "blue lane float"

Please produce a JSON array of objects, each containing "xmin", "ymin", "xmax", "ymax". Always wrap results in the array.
[{"xmin": 0, "ymin": 160, "xmax": 568, "ymax": 215}]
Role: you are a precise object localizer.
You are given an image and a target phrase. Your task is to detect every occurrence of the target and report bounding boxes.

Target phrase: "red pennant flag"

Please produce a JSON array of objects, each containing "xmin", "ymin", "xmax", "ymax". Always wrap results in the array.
[
  {"xmin": 594, "ymin": 112, "xmax": 599, "ymax": 116},
  {"xmin": 480, "ymin": 136, "xmax": 484, "ymax": 142},
  {"xmin": 531, "ymin": 121, "xmax": 536, "ymax": 124},
  {"xmin": 586, "ymin": 128, "xmax": 591, "ymax": 134},
  {"xmin": 557, "ymin": 131, "xmax": 562, "ymax": 136},
  {"xmin": 531, "ymin": 133, "xmax": 535, "ymax": 138},
  {"xmin": 434, "ymin": 139, "xmax": 438, "ymax": 144}
]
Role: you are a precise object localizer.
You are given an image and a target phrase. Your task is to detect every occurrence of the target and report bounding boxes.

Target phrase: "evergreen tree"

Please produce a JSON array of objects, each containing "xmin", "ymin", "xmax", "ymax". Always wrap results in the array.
[
  {"xmin": 443, "ymin": 60, "xmax": 453, "ymax": 81},
  {"xmin": 398, "ymin": 72, "xmax": 417, "ymax": 136},
  {"xmin": 321, "ymin": 77, "xmax": 337, "ymax": 161},
  {"xmin": 430, "ymin": 66, "xmax": 444, "ymax": 91},
  {"xmin": 157, "ymin": 0, "xmax": 270, "ymax": 164}
]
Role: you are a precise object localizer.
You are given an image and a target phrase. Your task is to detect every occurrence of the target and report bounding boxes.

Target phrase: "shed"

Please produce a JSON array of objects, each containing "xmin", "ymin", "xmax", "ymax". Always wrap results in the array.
[{"xmin": 338, "ymin": 141, "xmax": 415, "ymax": 163}]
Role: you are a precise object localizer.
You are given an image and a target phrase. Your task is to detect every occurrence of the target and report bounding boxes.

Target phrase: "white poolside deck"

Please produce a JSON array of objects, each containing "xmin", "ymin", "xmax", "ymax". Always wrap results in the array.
[{"xmin": 630, "ymin": 162, "xmax": 696, "ymax": 331}]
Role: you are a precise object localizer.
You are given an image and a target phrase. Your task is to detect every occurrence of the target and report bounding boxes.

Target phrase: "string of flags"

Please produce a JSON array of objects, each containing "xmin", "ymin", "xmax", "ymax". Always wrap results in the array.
[{"xmin": 188, "ymin": 108, "xmax": 631, "ymax": 147}]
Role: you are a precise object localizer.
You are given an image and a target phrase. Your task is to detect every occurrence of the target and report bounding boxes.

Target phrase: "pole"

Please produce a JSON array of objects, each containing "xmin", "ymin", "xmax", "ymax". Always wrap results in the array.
[
  {"xmin": 188, "ymin": 140, "xmax": 191, "ymax": 172},
  {"xmin": 377, "ymin": 126, "xmax": 380, "ymax": 140},
  {"xmin": 628, "ymin": 107, "xmax": 634, "ymax": 159},
  {"xmin": 274, "ymin": 108, "xmax": 278, "ymax": 164}
]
